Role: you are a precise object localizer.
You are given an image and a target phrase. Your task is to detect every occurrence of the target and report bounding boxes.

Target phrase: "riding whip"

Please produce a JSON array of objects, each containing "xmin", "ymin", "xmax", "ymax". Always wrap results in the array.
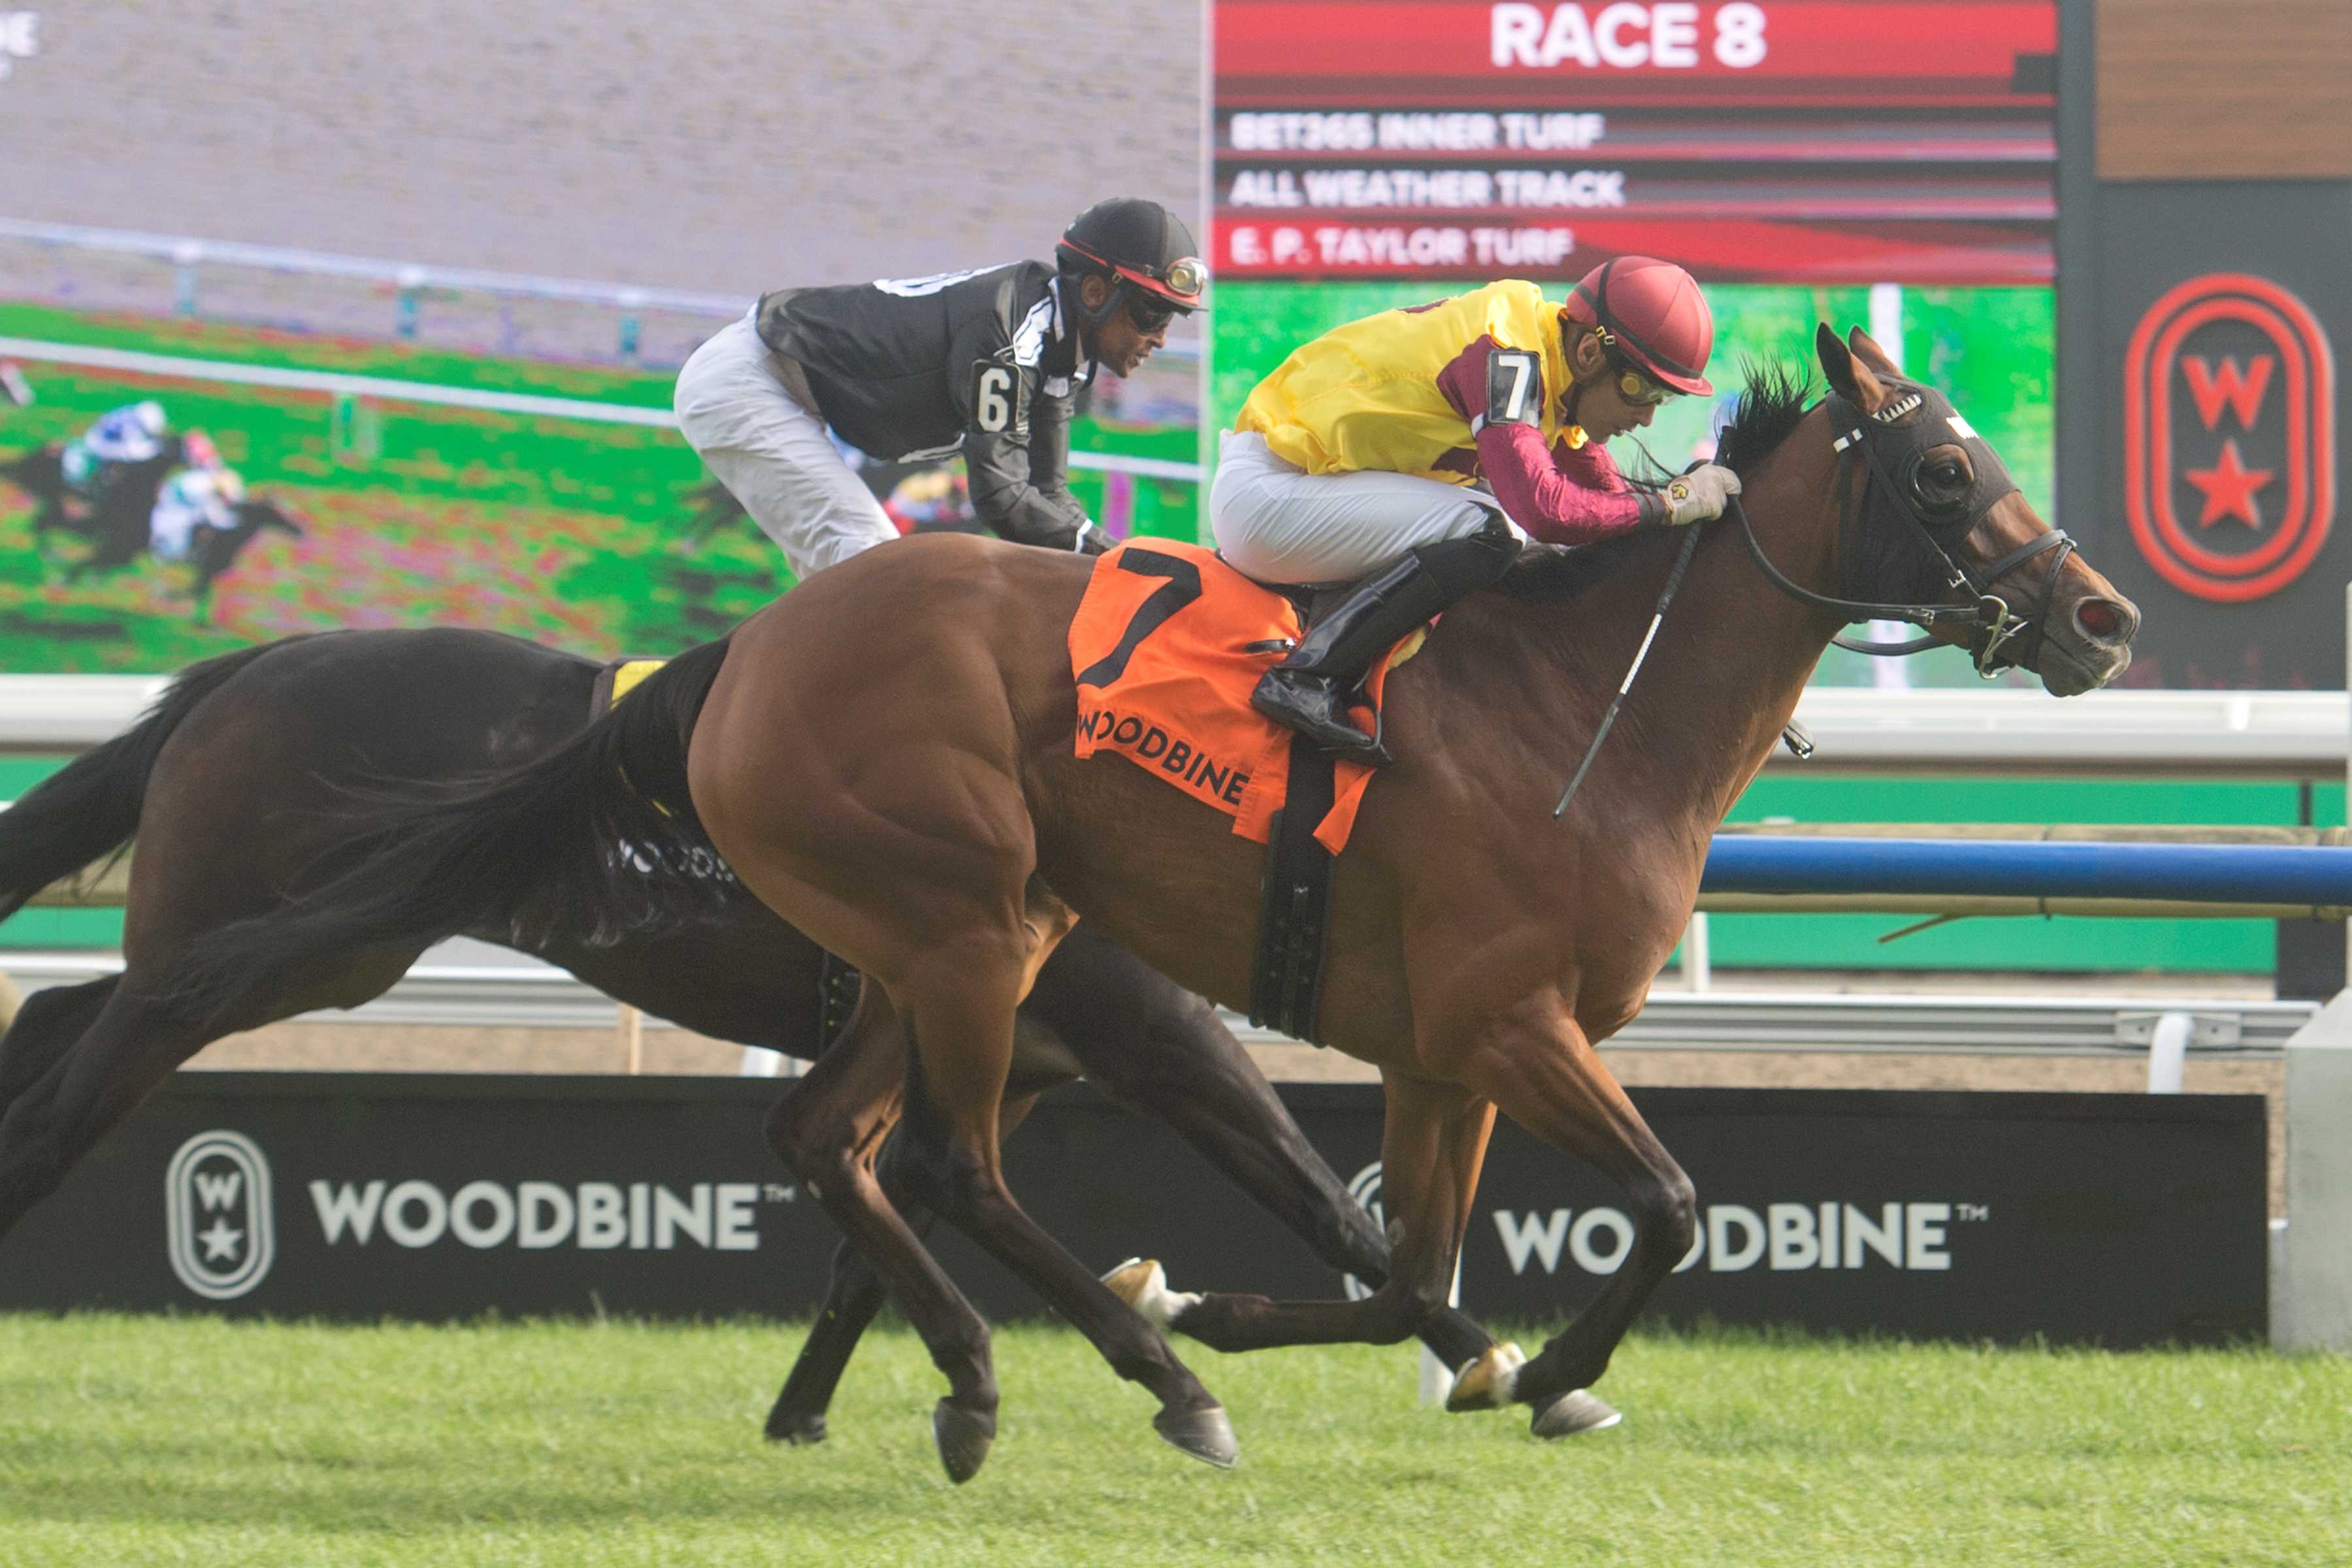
[{"xmin": 1550, "ymin": 520, "xmax": 1705, "ymax": 820}]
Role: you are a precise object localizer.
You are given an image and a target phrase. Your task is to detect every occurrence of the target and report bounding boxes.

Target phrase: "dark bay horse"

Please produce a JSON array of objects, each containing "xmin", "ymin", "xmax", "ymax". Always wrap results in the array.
[
  {"xmin": 0, "ymin": 625, "xmax": 1495, "ymax": 1443},
  {"xmin": 170, "ymin": 328, "xmax": 2139, "ymax": 1480},
  {"xmin": 184, "ymin": 498, "xmax": 305, "ymax": 622},
  {"xmin": 3, "ymin": 441, "xmax": 186, "ymax": 574}
]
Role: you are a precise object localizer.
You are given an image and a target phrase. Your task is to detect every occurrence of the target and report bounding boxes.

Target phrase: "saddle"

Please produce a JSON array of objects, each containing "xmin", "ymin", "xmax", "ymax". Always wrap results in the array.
[{"xmin": 1069, "ymin": 541, "xmax": 1426, "ymax": 1044}]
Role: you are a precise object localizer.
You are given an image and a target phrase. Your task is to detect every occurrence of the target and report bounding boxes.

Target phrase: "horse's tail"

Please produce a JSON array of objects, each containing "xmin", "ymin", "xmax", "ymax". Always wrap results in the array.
[
  {"xmin": 167, "ymin": 636, "xmax": 734, "ymax": 1014},
  {"xmin": 0, "ymin": 639, "xmax": 293, "ymax": 923}
]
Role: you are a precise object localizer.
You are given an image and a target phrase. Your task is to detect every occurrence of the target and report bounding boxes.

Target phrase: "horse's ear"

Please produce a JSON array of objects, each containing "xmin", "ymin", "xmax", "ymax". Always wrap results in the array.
[
  {"xmin": 1846, "ymin": 325, "xmax": 1903, "ymax": 379},
  {"xmin": 1816, "ymin": 321, "xmax": 1889, "ymax": 412}
]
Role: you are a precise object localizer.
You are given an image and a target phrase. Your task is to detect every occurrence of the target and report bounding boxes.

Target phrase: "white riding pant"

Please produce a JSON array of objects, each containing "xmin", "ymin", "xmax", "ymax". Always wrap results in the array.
[
  {"xmin": 672, "ymin": 312, "xmax": 901, "ymax": 579},
  {"xmin": 1209, "ymin": 430, "xmax": 1509, "ymax": 585}
]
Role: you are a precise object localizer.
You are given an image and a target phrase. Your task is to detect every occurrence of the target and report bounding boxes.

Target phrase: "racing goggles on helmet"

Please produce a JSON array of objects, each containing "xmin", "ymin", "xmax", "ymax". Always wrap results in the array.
[
  {"xmin": 1590, "ymin": 326, "xmax": 1677, "ymax": 407},
  {"xmin": 1062, "ymin": 241, "xmax": 1207, "ymax": 330}
]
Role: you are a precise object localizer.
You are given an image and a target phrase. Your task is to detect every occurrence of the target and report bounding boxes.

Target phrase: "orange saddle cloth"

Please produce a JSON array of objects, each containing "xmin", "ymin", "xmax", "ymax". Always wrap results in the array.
[{"xmin": 1068, "ymin": 540, "xmax": 1406, "ymax": 856}]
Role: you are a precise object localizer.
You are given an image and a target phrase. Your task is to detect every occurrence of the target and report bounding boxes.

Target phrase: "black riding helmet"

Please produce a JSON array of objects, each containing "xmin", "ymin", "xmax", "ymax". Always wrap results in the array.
[{"xmin": 1055, "ymin": 199, "xmax": 1207, "ymax": 331}]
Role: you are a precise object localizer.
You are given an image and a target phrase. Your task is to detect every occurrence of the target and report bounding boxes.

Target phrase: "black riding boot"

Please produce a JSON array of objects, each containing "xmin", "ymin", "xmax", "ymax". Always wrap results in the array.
[{"xmin": 1250, "ymin": 521, "xmax": 1520, "ymax": 766}]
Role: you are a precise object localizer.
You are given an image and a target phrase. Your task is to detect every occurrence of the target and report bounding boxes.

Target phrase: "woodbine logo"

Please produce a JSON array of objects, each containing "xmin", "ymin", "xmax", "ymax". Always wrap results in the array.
[
  {"xmin": 0, "ymin": 13, "xmax": 37, "ymax": 80},
  {"xmin": 308, "ymin": 1177, "xmax": 770, "ymax": 1252},
  {"xmin": 1341, "ymin": 1160, "xmax": 1980, "ymax": 1282},
  {"xmin": 165, "ymin": 1130, "xmax": 784, "ymax": 1301},
  {"xmin": 1495, "ymin": 1200, "xmax": 1974, "ymax": 1275},
  {"xmin": 166, "ymin": 1130, "xmax": 276, "ymax": 1301}
]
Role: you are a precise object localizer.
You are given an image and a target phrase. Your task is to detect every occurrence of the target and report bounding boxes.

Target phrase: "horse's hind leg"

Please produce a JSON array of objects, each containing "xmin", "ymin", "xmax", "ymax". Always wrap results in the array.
[
  {"xmin": 0, "ymin": 977, "xmax": 118, "ymax": 1110},
  {"xmin": 1030, "ymin": 926, "xmax": 1497, "ymax": 1372},
  {"xmin": 884, "ymin": 932, "xmax": 1234, "ymax": 1470},
  {"xmin": 764, "ymin": 1092, "xmax": 1041, "ymax": 1446},
  {"xmin": 764, "ymin": 985, "xmax": 1009, "ymax": 1481}
]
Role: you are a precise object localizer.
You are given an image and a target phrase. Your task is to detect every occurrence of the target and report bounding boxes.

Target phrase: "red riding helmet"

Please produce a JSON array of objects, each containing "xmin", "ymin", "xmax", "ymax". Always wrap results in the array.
[{"xmin": 1561, "ymin": 256, "xmax": 1714, "ymax": 397}]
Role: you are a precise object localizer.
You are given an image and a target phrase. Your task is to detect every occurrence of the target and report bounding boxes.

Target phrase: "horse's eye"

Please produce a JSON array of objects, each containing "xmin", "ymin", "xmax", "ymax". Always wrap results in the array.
[{"xmin": 1916, "ymin": 457, "xmax": 1970, "ymax": 500}]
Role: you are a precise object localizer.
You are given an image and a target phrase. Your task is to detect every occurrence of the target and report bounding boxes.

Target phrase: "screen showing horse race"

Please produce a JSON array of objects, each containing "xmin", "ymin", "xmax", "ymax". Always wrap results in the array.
[
  {"xmin": 0, "ymin": 3, "xmax": 1200, "ymax": 674},
  {"xmin": 1209, "ymin": 0, "xmax": 2062, "ymax": 683}
]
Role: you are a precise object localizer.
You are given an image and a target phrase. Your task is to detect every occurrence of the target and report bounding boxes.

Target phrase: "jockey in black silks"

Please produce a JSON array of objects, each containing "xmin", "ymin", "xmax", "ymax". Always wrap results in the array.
[{"xmin": 672, "ymin": 198, "xmax": 1206, "ymax": 579}]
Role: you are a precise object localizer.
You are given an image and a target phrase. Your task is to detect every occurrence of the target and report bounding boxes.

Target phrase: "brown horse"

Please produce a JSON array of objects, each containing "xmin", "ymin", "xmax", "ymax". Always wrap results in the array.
[
  {"xmin": 0, "ymin": 626, "xmax": 1497, "ymax": 1443},
  {"xmin": 172, "ymin": 328, "xmax": 2138, "ymax": 1480}
]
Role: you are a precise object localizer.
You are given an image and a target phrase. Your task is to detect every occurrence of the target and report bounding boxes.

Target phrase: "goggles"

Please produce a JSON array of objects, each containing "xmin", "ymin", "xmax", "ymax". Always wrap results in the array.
[
  {"xmin": 1122, "ymin": 288, "xmax": 1179, "ymax": 333},
  {"xmin": 1591, "ymin": 326, "xmax": 1677, "ymax": 407},
  {"xmin": 1062, "ymin": 241, "xmax": 1207, "ymax": 328}
]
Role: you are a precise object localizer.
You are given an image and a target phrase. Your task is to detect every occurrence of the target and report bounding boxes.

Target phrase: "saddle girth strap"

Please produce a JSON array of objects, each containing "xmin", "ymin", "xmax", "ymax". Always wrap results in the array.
[{"xmin": 1249, "ymin": 736, "xmax": 1339, "ymax": 1045}]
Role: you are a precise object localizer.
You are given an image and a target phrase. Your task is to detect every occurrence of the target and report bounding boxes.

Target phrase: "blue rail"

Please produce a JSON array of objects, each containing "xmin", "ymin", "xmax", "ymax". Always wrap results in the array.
[{"xmin": 1700, "ymin": 838, "xmax": 2352, "ymax": 907}]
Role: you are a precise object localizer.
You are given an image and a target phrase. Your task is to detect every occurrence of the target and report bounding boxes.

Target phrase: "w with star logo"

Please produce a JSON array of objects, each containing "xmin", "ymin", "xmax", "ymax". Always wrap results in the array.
[
  {"xmin": 165, "ymin": 1130, "xmax": 276, "ymax": 1301},
  {"xmin": 2125, "ymin": 274, "xmax": 2338, "ymax": 603}
]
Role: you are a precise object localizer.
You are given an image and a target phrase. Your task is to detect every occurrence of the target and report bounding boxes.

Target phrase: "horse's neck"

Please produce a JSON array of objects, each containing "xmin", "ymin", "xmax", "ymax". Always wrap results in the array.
[{"xmin": 1456, "ymin": 434, "xmax": 1844, "ymax": 833}]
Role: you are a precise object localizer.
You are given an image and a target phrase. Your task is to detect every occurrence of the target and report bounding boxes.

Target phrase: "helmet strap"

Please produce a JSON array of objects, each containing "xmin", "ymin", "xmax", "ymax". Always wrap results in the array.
[{"xmin": 1065, "ymin": 268, "xmax": 1122, "ymax": 334}]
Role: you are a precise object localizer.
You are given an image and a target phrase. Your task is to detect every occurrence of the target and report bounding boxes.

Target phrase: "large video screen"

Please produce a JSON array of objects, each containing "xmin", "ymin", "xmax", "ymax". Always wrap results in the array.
[
  {"xmin": 1209, "ymin": 0, "xmax": 2060, "ymax": 683},
  {"xmin": 0, "ymin": 5, "xmax": 1201, "ymax": 674}
]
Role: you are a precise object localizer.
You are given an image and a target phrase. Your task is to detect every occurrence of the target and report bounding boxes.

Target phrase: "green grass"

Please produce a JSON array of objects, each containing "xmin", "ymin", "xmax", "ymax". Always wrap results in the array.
[{"xmin": 0, "ymin": 1316, "xmax": 2344, "ymax": 1565}]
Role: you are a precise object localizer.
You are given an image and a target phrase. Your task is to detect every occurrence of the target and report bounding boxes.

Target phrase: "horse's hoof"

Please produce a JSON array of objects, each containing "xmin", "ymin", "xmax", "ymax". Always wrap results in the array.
[
  {"xmin": 1101, "ymin": 1256, "xmax": 1202, "ymax": 1330},
  {"xmin": 1530, "ymin": 1389, "xmax": 1624, "ymax": 1440},
  {"xmin": 932, "ymin": 1399, "xmax": 997, "ymax": 1484},
  {"xmin": 1444, "ymin": 1341, "xmax": 1526, "ymax": 1412},
  {"xmin": 1153, "ymin": 1404, "xmax": 1239, "ymax": 1469},
  {"xmin": 765, "ymin": 1408, "xmax": 827, "ymax": 1446}
]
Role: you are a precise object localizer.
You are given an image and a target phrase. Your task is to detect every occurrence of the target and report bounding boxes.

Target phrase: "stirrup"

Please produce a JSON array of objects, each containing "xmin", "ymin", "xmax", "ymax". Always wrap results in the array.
[{"xmin": 1251, "ymin": 668, "xmax": 1392, "ymax": 767}]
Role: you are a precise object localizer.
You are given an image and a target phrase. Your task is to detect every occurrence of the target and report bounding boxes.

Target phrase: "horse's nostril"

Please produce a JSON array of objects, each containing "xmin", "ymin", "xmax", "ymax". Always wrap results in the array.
[{"xmin": 2076, "ymin": 598, "xmax": 2127, "ymax": 641}]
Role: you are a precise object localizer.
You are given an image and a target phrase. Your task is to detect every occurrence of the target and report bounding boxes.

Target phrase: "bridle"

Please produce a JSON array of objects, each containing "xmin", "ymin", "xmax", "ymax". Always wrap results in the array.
[
  {"xmin": 1552, "ymin": 373, "xmax": 2079, "ymax": 819},
  {"xmin": 1735, "ymin": 383, "xmax": 2076, "ymax": 678}
]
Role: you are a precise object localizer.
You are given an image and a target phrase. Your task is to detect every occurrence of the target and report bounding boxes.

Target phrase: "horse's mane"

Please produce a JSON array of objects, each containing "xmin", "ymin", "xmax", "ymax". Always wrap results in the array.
[{"xmin": 1496, "ymin": 355, "xmax": 1816, "ymax": 600}]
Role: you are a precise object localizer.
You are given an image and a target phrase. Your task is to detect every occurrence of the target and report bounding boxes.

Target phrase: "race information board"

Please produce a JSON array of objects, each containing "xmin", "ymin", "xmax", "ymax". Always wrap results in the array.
[{"xmin": 1213, "ymin": 1, "xmax": 2057, "ymax": 284}]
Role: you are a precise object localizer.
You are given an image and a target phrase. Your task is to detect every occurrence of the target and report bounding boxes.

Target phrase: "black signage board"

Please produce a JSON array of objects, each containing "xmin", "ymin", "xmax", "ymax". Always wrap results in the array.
[
  {"xmin": 0, "ymin": 1073, "xmax": 2264, "ymax": 1347},
  {"xmin": 2079, "ymin": 182, "xmax": 2351, "ymax": 689},
  {"xmin": 2054, "ymin": 3, "xmax": 2351, "ymax": 690}
]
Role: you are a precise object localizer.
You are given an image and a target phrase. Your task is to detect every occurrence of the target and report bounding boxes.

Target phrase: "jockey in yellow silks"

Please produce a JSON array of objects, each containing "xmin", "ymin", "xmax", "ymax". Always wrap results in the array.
[{"xmin": 1212, "ymin": 256, "xmax": 1742, "ymax": 765}]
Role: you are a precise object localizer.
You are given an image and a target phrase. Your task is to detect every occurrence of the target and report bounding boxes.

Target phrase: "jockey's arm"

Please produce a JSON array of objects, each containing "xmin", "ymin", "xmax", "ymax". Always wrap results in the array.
[
  {"xmin": 1436, "ymin": 335, "xmax": 1664, "ymax": 546},
  {"xmin": 948, "ymin": 307, "xmax": 1096, "ymax": 551},
  {"xmin": 959, "ymin": 388, "xmax": 1096, "ymax": 553}
]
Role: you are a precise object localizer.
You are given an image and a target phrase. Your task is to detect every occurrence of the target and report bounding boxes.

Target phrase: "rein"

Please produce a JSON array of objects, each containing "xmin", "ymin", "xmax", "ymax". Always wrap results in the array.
[{"xmin": 1548, "ymin": 376, "xmax": 2076, "ymax": 819}]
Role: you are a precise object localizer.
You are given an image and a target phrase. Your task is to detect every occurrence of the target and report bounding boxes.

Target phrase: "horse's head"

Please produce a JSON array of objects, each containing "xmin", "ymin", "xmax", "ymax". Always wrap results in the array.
[{"xmin": 1814, "ymin": 324, "xmax": 2138, "ymax": 696}]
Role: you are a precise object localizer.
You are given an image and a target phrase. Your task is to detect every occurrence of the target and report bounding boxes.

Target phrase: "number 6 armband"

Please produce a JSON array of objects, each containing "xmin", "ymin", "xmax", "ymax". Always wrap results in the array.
[
  {"xmin": 1480, "ymin": 348, "xmax": 1542, "ymax": 433},
  {"xmin": 968, "ymin": 359, "xmax": 1026, "ymax": 435}
]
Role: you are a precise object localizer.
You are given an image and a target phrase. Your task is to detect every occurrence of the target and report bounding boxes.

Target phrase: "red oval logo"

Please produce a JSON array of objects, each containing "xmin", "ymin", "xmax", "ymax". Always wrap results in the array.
[{"xmin": 2123, "ymin": 274, "xmax": 2337, "ymax": 603}]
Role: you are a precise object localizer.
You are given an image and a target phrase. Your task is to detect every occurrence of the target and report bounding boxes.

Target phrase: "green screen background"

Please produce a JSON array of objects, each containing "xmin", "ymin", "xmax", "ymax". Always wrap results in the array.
[{"xmin": 1207, "ymin": 281, "xmax": 2058, "ymax": 690}]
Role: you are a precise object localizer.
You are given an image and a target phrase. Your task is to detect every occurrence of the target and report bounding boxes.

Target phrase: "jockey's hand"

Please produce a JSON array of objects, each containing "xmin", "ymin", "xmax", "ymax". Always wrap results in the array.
[
  {"xmin": 1073, "ymin": 521, "xmax": 1112, "ymax": 555},
  {"xmin": 1660, "ymin": 463, "xmax": 1741, "ymax": 527}
]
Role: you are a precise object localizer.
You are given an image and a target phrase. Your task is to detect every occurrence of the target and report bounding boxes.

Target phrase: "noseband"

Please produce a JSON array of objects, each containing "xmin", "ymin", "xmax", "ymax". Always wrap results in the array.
[{"xmin": 1735, "ymin": 384, "xmax": 2075, "ymax": 677}]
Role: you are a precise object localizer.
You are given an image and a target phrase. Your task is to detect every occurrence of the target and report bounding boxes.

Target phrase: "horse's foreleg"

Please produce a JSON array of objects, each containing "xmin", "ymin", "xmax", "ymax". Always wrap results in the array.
[
  {"xmin": 1137, "ymin": 1074, "xmax": 1489, "ymax": 1360},
  {"xmin": 0, "ymin": 979, "xmax": 210, "ymax": 1241},
  {"xmin": 0, "ymin": 977, "xmax": 118, "ymax": 1112},
  {"xmin": 1032, "ymin": 928, "xmax": 1497, "ymax": 1371},
  {"xmin": 1462, "ymin": 994, "xmax": 1695, "ymax": 1438},
  {"xmin": 764, "ymin": 1092, "xmax": 1040, "ymax": 1445}
]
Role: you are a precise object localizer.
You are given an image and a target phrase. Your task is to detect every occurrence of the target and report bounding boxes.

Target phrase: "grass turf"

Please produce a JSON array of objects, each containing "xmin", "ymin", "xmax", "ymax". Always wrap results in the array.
[{"xmin": 0, "ymin": 1316, "xmax": 2344, "ymax": 1566}]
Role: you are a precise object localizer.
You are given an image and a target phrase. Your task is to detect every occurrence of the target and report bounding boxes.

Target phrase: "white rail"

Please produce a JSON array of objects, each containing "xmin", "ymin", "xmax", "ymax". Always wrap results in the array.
[
  {"xmin": 1777, "ymin": 688, "xmax": 2348, "ymax": 775},
  {"xmin": 0, "ymin": 949, "xmax": 2313, "ymax": 1054},
  {"xmin": 0, "ymin": 335, "xmax": 1205, "ymax": 483},
  {"xmin": 0, "ymin": 670, "xmax": 2335, "ymax": 766},
  {"xmin": 0, "ymin": 216, "xmax": 1202, "ymax": 362}
]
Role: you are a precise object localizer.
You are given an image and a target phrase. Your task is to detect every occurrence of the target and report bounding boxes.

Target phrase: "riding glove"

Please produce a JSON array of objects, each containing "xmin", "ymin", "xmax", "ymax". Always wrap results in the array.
[{"xmin": 1658, "ymin": 463, "xmax": 1741, "ymax": 527}]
